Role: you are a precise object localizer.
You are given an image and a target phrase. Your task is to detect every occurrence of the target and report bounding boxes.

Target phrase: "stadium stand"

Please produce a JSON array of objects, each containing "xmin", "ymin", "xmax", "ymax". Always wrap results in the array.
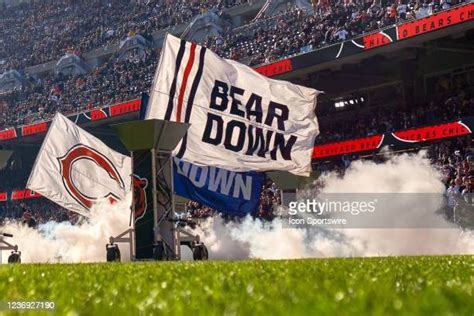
[
  {"xmin": 313, "ymin": 134, "xmax": 474, "ymax": 226},
  {"xmin": 0, "ymin": 48, "xmax": 158, "ymax": 128},
  {"xmin": 1, "ymin": 0, "xmax": 474, "ymax": 226},
  {"xmin": 199, "ymin": 0, "xmax": 470, "ymax": 65},
  {"xmin": 1, "ymin": 65, "xmax": 472, "ymax": 141},
  {"xmin": 1, "ymin": 0, "xmax": 470, "ymax": 131},
  {"xmin": 184, "ymin": 178, "xmax": 281, "ymax": 220},
  {"xmin": 0, "ymin": 199, "xmax": 79, "ymax": 226},
  {"xmin": 0, "ymin": 0, "xmax": 249, "ymax": 72},
  {"xmin": 315, "ymin": 83, "xmax": 474, "ymax": 144},
  {"xmin": 1, "ymin": 136, "xmax": 472, "ymax": 225}
]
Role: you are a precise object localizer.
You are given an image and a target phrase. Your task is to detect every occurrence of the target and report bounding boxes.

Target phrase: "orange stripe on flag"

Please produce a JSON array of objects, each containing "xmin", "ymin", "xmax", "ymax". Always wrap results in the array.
[{"xmin": 177, "ymin": 42, "xmax": 197, "ymax": 122}]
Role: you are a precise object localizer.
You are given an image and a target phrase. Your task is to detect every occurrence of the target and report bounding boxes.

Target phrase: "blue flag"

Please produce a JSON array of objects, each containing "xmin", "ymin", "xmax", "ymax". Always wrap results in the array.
[{"xmin": 173, "ymin": 158, "xmax": 264, "ymax": 217}]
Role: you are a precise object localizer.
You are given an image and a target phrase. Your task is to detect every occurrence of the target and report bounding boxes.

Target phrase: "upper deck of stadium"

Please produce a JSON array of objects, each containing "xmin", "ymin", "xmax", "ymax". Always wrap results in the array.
[
  {"xmin": 0, "ymin": 0, "xmax": 473, "ymax": 158},
  {"xmin": 0, "ymin": 0, "xmax": 473, "ymax": 228}
]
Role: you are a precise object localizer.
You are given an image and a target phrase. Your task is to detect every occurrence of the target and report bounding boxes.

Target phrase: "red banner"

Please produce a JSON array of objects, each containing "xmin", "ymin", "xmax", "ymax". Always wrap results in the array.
[
  {"xmin": 312, "ymin": 135, "xmax": 384, "ymax": 159},
  {"xmin": 0, "ymin": 128, "xmax": 17, "ymax": 140},
  {"xmin": 363, "ymin": 32, "xmax": 393, "ymax": 50},
  {"xmin": 0, "ymin": 99, "xmax": 142, "ymax": 144},
  {"xmin": 398, "ymin": 3, "xmax": 474, "ymax": 40},
  {"xmin": 392, "ymin": 121, "xmax": 470, "ymax": 143},
  {"xmin": 90, "ymin": 109, "xmax": 108, "ymax": 121},
  {"xmin": 0, "ymin": 192, "xmax": 7, "ymax": 202},
  {"xmin": 22, "ymin": 122, "xmax": 48, "ymax": 136},
  {"xmin": 110, "ymin": 99, "xmax": 141, "ymax": 117},
  {"xmin": 255, "ymin": 59, "xmax": 293, "ymax": 77},
  {"xmin": 10, "ymin": 189, "xmax": 41, "ymax": 201}
]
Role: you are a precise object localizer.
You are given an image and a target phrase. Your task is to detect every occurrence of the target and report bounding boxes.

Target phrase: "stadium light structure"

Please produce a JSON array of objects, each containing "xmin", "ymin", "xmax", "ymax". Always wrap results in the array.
[
  {"xmin": 335, "ymin": 101, "xmax": 345, "ymax": 108},
  {"xmin": 111, "ymin": 119, "xmax": 208, "ymax": 261},
  {"xmin": 334, "ymin": 96, "xmax": 365, "ymax": 109}
]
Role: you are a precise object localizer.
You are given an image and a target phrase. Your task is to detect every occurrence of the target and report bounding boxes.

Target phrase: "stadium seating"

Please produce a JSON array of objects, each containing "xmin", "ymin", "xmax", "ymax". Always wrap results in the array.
[
  {"xmin": 1, "ymin": 0, "xmax": 473, "ymax": 224},
  {"xmin": 0, "ymin": 0, "xmax": 249, "ymax": 72},
  {"xmin": 1, "ymin": 0, "xmax": 468, "ymax": 131},
  {"xmin": 316, "ymin": 86, "xmax": 474, "ymax": 144}
]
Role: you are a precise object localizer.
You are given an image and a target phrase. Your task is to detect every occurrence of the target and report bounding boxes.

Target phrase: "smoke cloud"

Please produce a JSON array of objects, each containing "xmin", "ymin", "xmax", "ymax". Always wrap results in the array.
[
  {"xmin": 2, "ymin": 152, "xmax": 473, "ymax": 263},
  {"xmin": 196, "ymin": 152, "xmax": 474, "ymax": 259},
  {"xmin": 0, "ymin": 195, "xmax": 131, "ymax": 263}
]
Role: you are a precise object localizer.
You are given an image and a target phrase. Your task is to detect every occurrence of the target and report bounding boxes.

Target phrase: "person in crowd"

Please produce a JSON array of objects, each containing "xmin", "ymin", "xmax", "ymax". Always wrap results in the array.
[
  {"xmin": 0, "ymin": 0, "xmax": 472, "ymax": 228},
  {"xmin": 0, "ymin": 0, "xmax": 465, "ymax": 131},
  {"xmin": 20, "ymin": 203, "xmax": 37, "ymax": 228}
]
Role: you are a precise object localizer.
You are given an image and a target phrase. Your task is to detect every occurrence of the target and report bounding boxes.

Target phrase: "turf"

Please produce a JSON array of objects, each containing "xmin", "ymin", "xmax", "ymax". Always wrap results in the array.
[{"xmin": 0, "ymin": 256, "xmax": 472, "ymax": 315}]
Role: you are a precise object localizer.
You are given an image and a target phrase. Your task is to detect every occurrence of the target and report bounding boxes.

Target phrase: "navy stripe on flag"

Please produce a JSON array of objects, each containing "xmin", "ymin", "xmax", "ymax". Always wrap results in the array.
[
  {"xmin": 176, "ymin": 46, "xmax": 206, "ymax": 158},
  {"xmin": 164, "ymin": 39, "xmax": 186, "ymax": 121}
]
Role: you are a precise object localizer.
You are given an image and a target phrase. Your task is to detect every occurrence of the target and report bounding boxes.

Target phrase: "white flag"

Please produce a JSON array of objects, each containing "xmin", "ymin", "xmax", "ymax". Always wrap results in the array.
[
  {"xmin": 146, "ymin": 34, "xmax": 319, "ymax": 176},
  {"xmin": 27, "ymin": 113, "xmax": 131, "ymax": 216}
]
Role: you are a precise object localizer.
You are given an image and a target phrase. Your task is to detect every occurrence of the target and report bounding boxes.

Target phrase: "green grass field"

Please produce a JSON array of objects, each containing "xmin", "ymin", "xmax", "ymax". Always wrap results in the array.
[{"xmin": 0, "ymin": 256, "xmax": 473, "ymax": 315}]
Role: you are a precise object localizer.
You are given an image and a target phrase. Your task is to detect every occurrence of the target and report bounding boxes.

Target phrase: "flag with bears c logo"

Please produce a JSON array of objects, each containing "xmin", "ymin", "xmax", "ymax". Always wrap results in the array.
[{"xmin": 27, "ymin": 113, "xmax": 131, "ymax": 216}]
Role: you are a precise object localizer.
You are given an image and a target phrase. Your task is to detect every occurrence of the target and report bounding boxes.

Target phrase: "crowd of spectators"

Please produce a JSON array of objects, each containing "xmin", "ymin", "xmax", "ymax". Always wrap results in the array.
[
  {"xmin": 432, "ymin": 136, "xmax": 474, "ymax": 190},
  {"xmin": 2, "ymin": 53, "xmax": 472, "ymax": 140},
  {"xmin": 1, "ymin": 137, "xmax": 473, "ymax": 227},
  {"xmin": 184, "ymin": 178, "xmax": 281, "ymax": 220},
  {"xmin": 0, "ymin": 199, "xmax": 80, "ymax": 226},
  {"xmin": 315, "ymin": 82, "xmax": 474, "ymax": 144},
  {"xmin": 253, "ymin": 179, "xmax": 281, "ymax": 220},
  {"xmin": 0, "ymin": 48, "xmax": 158, "ymax": 128},
  {"xmin": 0, "ymin": 176, "xmax": 281, "ymax": 227},
  {"xmin": 0, "ymin": 0, "xmax": 473, "ymax": 227},
  {"xmin": 315, "ymin": 136, "xmax": 473, "ymax": 178},
  {"xmin": 3, "ymin": 71, "xmax": 470, "ymax": 142},
  {"xmin": 434, "ymin": 136, "xmax": 474, "ymax": 225},
  {"xmin": 204, "ymin": 0, "xmax": 467, "ymax": 66},
  {"xmin": 0, "ymin": 0, "xmax": 249, "ymax": 72},
  {"xmin": 0, "ymin": 0, "xmax": 469, "ymax": 131},
  {"xmin": 312, "ymin": 135, "xmax": 474, "ymax": 226},
  {"xmin": 2, "ymin": 0, "xmax": 463, "ymax": 74},
  {"xmin": 186, "ymin": 200, "xmax": 217, "ymax": 219}
]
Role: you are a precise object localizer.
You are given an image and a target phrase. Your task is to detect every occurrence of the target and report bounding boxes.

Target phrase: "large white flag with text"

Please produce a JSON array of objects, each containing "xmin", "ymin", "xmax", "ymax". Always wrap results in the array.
[
  {"xmin": 27, "ymin": 113, "xmax": 131, "ymax": 216},
  {"xmin": 146, "ymin": 34, "xmax": 319, "ymax": 176}
]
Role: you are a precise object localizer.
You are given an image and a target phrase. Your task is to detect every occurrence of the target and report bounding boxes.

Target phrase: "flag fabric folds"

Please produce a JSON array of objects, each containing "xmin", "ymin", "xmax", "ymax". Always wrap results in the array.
[
  {"xmin": 27, "ymin": 113, "xmax": 131, "ymax": 216},
  {"xmin": 173, "ymin": 157, "xmax": 264, "ymax": 217},
  {"xmin": 146, "ymin": 33, "xmax": 320, "ymax": 176}
]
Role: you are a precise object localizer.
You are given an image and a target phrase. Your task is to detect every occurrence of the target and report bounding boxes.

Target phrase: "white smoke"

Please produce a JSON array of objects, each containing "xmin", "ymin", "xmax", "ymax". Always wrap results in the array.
[
  {"xmin": 2, "ymin": 151, "xmax": 474, "ymax": 263},
  {"xmin": 0, "ymin": 194, "xmax": 131, "ymax": 263},
  {"xmin": 196, "ymin": 152, "xmax": 474, "ymax": 259}
]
